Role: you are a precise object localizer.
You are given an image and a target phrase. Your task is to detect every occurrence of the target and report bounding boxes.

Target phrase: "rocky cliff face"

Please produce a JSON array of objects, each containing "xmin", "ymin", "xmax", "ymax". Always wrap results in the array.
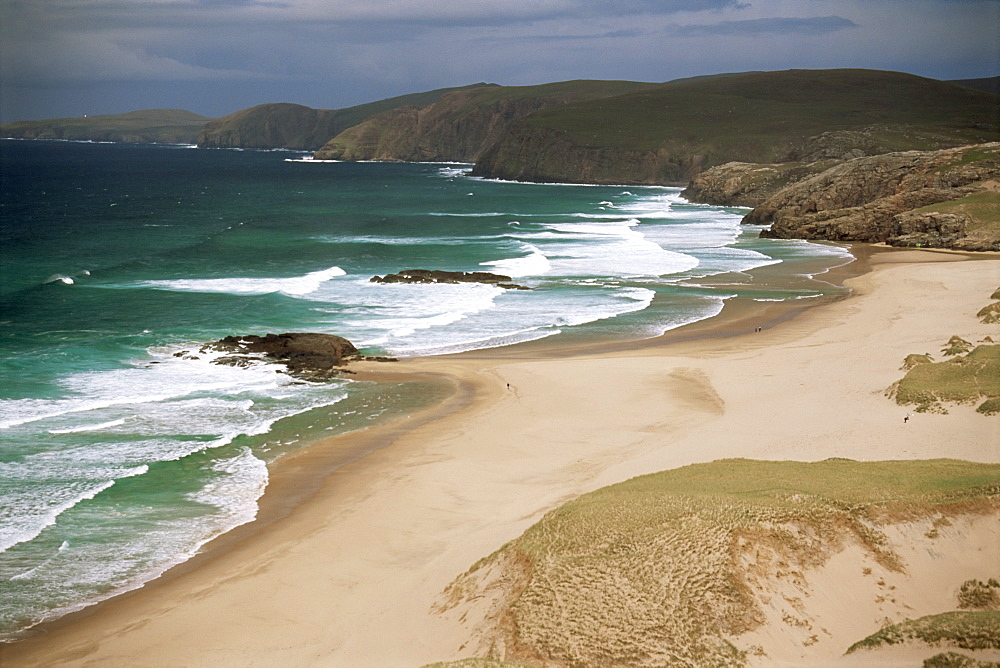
[
  {"xmin": 681, "ymin": 160, "xmax": 841, "ymax": 207},
  {"xmin": 739, "ymin": 144, "xmax": 1000, "ymax": 251},
  {"xmin": 471, "ymin": 125, "xmax": 706, "ymax": 186},
  {"xmin": 197, "ymin": 104, "xmax": 343, "ymax": 150},
  {"xmin": 314, "ymin": 90, "xmax": 546, "ymax": 162}
]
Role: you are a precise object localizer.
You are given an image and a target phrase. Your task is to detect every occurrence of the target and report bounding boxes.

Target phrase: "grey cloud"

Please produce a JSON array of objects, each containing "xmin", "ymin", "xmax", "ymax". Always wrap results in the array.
[{"xmin": 677, "ymin": 16, "xmax": 860, "ymax": 36}]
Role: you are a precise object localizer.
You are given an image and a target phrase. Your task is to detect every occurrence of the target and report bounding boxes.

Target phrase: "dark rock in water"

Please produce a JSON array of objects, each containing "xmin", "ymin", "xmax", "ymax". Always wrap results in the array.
[
  {"xmin": 370, "ymin": 269, "xmax": 530, "ymax": 290},
  {"xmin": 201, "ymin": 333, "xmax": 390, "ymax": 381}
]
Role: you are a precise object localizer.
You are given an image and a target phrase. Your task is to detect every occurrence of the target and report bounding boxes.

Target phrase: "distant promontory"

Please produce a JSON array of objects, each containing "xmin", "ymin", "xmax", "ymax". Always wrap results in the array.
[{"xmin": 4, "ymin": 69, "xmax": 998, "ymax": 251}]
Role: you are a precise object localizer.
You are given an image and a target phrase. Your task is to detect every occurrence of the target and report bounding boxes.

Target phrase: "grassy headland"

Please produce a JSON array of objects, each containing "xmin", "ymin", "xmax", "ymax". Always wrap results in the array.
[
  {"xmin": 473, "ymin": 69, "xmax": 1000, "ymax": 185},
  {"xmin": 0, "ymin": 109, "xmax": 212, "ymax": 144},
  {"xmin": 197, "ymin": 83, "xmax": 494, "ymax": 150},
  {"xmin": 313, "ymin": 80, "xmax": 659, "ymax": 162}
]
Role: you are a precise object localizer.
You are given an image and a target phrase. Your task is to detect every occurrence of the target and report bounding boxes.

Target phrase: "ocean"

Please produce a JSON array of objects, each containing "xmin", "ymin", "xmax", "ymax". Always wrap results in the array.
[{"xmin": 0, "ymin": 139, "xmax": 853, "ymax": 639}]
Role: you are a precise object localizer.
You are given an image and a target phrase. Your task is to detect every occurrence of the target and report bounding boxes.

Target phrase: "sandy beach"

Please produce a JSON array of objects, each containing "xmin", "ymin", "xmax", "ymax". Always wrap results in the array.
[{"xmin": 2, "ymin": 246, "xmax": 998, "ymax": 667}]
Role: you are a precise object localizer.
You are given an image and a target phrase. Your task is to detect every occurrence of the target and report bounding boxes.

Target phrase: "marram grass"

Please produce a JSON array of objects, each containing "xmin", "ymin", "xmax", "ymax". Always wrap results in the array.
[
  {"xmin": 847, "ymin": 610, "xmax": 1000, "ymax": 653},
  {"xmin": 441, "ymin": 459, "xmax": 1000, "ymax": 668}
]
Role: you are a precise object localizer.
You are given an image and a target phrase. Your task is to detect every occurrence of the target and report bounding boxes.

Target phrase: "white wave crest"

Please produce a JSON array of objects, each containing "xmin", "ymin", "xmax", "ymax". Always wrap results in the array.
[
  {"xmin": 48, "ymin": 418, "xmax": 128, "ymax": 434},
  {"xmin": 481, "ymin": 243, "xmax": 551, "ymax": 278},
  {"xmin": 138, "ymin": 266, "xmax": 346, "ymax": 296},
  {"xmin": 0, "ymin": 466, "xmax": 148, "ymax": 554}
]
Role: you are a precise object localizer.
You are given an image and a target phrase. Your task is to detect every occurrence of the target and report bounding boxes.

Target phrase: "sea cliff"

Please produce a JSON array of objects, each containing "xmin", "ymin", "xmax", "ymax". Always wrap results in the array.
[
  {"xmin": 687, "ymin": 144, "xmax": 1000, "ymax": 251},
  {"xmin": 312, "ymin": 80, "xmax": 656, "ymax": 162}
]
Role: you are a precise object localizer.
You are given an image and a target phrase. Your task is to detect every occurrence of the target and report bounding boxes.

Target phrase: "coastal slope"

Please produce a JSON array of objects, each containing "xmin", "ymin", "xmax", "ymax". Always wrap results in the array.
[
  {"xmin": 0, "ymin": 109, "xmax": 212, "ymax": 144},
  {"xmin": 471, "ymin": 69, "xmax": 1000, "ymax": 185},
  {"xmin": 312, "ymin": 80, "xmax": 657, "ymax": 162},
  {"xmin": 196, "ymin": 84, "xmax": 498, "ymax": 150}
]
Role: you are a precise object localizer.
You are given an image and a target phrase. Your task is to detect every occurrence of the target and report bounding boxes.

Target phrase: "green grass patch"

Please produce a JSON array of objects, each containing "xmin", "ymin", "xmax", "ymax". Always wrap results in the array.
[
  {"xmin": 847, "ymin": 611, "xmax": 1000, "ymax": 653},
  {"xmin": 943, "ymin": 337, "xmax": 974, "ymax": 356},
  {"xmin": 421, "ymin": 661, "xmax": 533, "ymax": 668},
  {"xmin": 904, "ymin": 353, "xmax": 937, "ymax": 370},
  {"xmin": 912, "ymin": 191, "xmax": 1000, "ymax": 232},
  {"xmin": 447, "ymin": 459, "xmax": 1000, "ymax": 667},
  {"xmin": 979, "ymin": 303, "xmax": 1000, "ymax": 325},
  {"xmin": 978, "ymin": 398, "xmax": 1000, "ymax": 416},
  {"xmin": 923, "ymin": 652, "xmax": 1000, "ymax": 667},
  {"xmin": 958, "ymin": 579, "xmax": 1000, "ymax": 609},
  {"xmin": 892, "ymin": 345, "xmax": 1000, "ymax": 413}
]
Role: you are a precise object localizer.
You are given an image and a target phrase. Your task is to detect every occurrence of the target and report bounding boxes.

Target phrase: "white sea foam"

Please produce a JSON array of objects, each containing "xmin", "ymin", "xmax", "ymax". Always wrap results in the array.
[
  {"xmin": 342, "ymin": 280, "xmax": 504, "ymax": 344},
  {"xmin": 311, "ymin": 233, "xmax": 477, "ymax": 246},
  {"xmin": 188, "ymin": 448, "xmax": 268, "ymax": 520},
  {"xmin": 4, "ymin": 449, "xmax": 270, "ymax": 640},
  {"xmin": 534, "ymin": 219, "xmax": 700, "ymax": 278},
  {"xmin": 437, "ymin": 166, "xmax": 473, "ymax": 178},
  {"xmin": 0, "ymin": 467, "xmax": 147, "ymax": 554},
  {"xmin": 480, "ymin": 243, "xmax": 551, "ymax": 278},
  {"xmin": 137, "ymin": 266, "xmax": 346, "ymax": 296},
  {"xmin": 47, "ymin": 418, "xmax": 128, "ymax": 434}
]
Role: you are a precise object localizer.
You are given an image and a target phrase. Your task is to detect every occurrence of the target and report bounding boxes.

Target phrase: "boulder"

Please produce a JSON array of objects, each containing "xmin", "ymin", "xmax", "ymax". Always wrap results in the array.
[{"xmin": 201, "ymin": 333, "xmax": 372, "ymax": 381}]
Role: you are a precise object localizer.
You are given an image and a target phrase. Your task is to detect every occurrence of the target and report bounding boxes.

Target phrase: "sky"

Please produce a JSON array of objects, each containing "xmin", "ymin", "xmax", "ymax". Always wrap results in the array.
[{"xmin": 1, "ymin": 0, "xmax": 998, "ymax": 123}]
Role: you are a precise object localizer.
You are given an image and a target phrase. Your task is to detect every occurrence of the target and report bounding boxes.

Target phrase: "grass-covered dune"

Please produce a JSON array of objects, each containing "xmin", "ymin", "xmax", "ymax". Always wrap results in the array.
[
  {"xmin": 0, "ymin": 109, "xmax": 212, "ymax": 144},
  {"xmin": 197, "ymin": 83, "xmax": 496, "ymax": 150},
  {"xmin": 473, "ymin": 69, "xmax": 1000, "ymax": 185},
  {"xmin": 438, "ymin": 459, "xmax": 1000, "ymax": 667}
]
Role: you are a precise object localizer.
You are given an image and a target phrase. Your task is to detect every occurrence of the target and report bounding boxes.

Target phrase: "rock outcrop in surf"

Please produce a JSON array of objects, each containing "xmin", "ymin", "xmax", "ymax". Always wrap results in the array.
[
  {"xmin": 370, "ymin": 269, "xmax": 531, "ymax": 290},
  {"xmin": 199, "ymin": 333, "xmax": 392, "ymax": 381}
]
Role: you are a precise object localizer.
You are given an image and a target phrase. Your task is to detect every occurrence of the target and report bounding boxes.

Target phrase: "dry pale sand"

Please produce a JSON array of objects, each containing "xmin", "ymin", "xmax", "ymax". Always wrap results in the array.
[{"xmin": 2, "ymin": 248, "xmax": 998, "ymax": 668}]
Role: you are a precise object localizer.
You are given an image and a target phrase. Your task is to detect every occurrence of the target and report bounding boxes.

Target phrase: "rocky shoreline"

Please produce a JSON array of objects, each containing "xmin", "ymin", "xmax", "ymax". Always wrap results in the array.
[{"xmin": 683, "ymin": 143, "xmax": 1000, "ymax": 252}]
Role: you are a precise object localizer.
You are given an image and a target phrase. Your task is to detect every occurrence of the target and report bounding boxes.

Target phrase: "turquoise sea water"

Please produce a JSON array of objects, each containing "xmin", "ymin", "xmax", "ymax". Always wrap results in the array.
[{"xmin": 0, "ymin": 139, "xmax": 853, "ymax": 639}]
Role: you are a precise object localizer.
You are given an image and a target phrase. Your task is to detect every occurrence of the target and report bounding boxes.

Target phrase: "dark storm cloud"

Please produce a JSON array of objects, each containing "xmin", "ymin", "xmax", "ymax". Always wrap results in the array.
[{"xmin": 1, "ymin": 0, "xmax": 997, "ymax": 122}]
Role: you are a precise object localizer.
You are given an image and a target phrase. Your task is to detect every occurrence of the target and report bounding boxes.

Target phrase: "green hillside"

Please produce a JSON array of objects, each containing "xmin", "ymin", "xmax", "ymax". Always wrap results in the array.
[
  {"xmin": 473, "ymin": 69, "xmax": 1000, "ymax": 185},
  {"xmin": 0, "ymin": 109, "xmax": 212, "ymax": 144},
  {"xmin": 313, "ymin": 79, "xmax": 658, "ymax": 162},
  {"xmin": 197, "ymin": 83, "xmax": 496, "ymax": 150}
]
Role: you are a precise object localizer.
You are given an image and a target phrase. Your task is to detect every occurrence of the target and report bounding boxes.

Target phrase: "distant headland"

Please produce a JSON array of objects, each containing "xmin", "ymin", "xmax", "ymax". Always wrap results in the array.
[{"xmin": 4, "ymin": 69, "xmax": 998, "ymax": 250}]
